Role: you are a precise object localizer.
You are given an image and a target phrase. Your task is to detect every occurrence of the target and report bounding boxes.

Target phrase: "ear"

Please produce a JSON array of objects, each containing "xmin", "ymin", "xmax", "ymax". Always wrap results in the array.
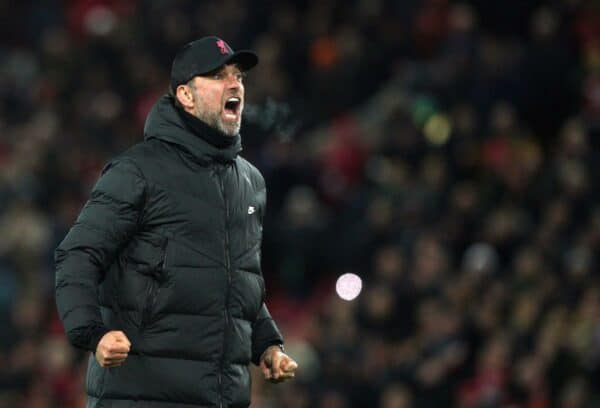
[{"xmin": 175, "ymin": 83, "xmax": 196, "ymax": 110}]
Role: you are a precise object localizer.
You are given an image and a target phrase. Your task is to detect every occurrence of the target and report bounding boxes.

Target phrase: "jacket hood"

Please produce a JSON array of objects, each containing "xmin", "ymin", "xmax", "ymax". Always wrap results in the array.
[{"xmin": 143, "ymin": 94, "xmax": 242, "ymax": 163}]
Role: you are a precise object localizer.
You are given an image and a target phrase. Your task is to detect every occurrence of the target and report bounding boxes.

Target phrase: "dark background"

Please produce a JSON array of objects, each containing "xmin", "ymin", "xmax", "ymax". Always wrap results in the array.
[{"xmin": 0, "ymin": 0, "xmax": 598, "ymax": 407}]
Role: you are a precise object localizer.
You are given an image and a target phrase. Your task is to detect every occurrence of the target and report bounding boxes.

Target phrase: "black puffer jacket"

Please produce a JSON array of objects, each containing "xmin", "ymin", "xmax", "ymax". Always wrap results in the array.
[{"xmin": 55, "ymin": 95, "xmax": 283, "ymax": 408}]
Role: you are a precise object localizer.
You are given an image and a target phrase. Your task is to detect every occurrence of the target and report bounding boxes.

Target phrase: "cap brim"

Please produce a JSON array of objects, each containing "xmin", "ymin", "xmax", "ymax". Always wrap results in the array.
[
  {"xmin": 197, "ymin": 50, "xmax": 258, "ymax": 76},
  {"xmin": 222, "ymin": 50, "xmax": 258, "ymax": 72}
]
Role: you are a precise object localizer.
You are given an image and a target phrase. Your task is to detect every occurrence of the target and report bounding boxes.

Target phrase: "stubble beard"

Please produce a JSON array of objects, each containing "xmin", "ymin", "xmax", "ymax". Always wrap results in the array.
[{"xmin": 193, "ymin": 92, "xmax": 241, "ymax": 137}]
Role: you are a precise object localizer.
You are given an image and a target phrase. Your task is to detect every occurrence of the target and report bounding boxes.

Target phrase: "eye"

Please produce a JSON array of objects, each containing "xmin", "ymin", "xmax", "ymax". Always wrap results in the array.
[{"xmin": 210, "ymin": 70, "xmax": 245, "ymax": 82}]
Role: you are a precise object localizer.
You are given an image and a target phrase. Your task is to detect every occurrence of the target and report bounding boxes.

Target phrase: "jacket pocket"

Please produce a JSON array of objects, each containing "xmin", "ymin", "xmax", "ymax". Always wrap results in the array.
[
  {"xmin": 140, "ymin": 278, "xmax": 158, "ymax": 328},
  {"xmin": 139, "ymin": 239, "xmax": 168, "ymax": 328}
]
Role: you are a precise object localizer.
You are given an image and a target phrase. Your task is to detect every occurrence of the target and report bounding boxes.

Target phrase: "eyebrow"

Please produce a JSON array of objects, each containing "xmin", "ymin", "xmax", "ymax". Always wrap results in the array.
[{"xmin": 205, "ymin": 64, "xmax": 243, "ymax": 77}]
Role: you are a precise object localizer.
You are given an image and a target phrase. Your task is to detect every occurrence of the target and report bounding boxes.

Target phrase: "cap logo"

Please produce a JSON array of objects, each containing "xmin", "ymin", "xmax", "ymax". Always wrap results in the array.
[{"xmin": 216, "ymin": 39, "xmax": 229, "ymax": 55}]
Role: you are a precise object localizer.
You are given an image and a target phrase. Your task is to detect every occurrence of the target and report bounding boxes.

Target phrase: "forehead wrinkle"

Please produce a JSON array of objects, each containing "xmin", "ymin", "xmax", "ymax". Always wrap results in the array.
[
  {"xmin": 223, "ymin": 63, "xmax": 242, "ymax": 73},
  {"xmin": 210, "ymin": 63, "xmax": 243, "ymax": 77}
]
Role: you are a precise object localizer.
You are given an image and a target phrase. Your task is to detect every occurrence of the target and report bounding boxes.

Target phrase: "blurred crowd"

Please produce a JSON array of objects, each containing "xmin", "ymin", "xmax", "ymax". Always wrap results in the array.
[{"xmin": 0, "ymin": 0, "xmax": 598, "ymax": 407}]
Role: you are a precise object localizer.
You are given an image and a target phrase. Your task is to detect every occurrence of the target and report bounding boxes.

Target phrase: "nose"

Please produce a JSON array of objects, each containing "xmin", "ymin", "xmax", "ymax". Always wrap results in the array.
[
  {"xmin": 227, "ymin": 80, "xmax": 242, "ymax": 93},
  {"xmin": 225, "ymin": 73, "xmax": 243, "ymax": 89}
]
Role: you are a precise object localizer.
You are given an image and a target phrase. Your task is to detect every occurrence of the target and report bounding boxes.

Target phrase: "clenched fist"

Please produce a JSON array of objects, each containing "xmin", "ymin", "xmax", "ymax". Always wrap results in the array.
[
  {"xmin": 95, "ymin": 330, "xmax": 131, "ymax": 368},
  {"xmin": 260, "ymin": 345, "xmax": 298, "ymax": 383}
]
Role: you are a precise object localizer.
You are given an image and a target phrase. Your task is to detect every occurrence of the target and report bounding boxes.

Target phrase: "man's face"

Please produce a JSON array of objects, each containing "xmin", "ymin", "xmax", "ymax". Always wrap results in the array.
[{"xmin": 187, "ymin": 64, "xmax": 245, "ymax": 136}]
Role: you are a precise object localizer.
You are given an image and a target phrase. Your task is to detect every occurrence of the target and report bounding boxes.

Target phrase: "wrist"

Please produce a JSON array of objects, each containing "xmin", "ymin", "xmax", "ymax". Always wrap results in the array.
[{"xmin": 260, "ymin": 343, "xmax": 284, "ymax": 362}]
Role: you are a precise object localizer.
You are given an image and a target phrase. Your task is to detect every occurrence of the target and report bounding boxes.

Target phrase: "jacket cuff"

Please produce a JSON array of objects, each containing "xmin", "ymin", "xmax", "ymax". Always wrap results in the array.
[
  {"xmin": 254, "ymin": 340, "xmax": 285, "ymax": 365},
  {"xmin": 68, "ymin": 324, "xmax": 110, "ymax": 352},
  {"xmin": 89, "ymin": 325, "xmax": 111, "ymax": 352}
]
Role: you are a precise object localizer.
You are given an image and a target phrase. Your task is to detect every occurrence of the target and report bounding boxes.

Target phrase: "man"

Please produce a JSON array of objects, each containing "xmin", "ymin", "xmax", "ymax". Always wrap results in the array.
[{"xmin": 55, "ymin": 36, "xmax": 297, "ymax": 407}]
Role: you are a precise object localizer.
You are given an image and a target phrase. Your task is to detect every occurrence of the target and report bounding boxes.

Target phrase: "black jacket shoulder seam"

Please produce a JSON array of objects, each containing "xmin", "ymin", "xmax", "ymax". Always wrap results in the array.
[{"xmin": 114, "ymin": 155, "xmax": 149, "ymax": 226}]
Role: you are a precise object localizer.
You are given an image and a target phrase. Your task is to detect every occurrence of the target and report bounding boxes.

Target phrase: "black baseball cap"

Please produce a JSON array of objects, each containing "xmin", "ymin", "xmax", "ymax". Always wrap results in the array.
[{"xmin": 170, "ymin": 36, "xmax": 258, "ymax": 91}]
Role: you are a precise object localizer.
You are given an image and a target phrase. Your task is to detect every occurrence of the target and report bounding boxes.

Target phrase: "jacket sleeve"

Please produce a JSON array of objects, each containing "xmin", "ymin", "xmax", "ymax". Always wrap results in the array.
[
  {"xmin": 55, "ymin": 159, "xmax": 146, "ymax": 351},
  {"xmin": 251, "ymin": 303, "xmax": 284, "ymax": 365}
]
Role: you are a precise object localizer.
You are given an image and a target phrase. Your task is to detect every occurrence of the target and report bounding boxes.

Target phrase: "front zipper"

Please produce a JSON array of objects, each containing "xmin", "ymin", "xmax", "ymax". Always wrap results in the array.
[{"xmin": 216, "ymin": 164, "xmax": 232, "ymax": 408}]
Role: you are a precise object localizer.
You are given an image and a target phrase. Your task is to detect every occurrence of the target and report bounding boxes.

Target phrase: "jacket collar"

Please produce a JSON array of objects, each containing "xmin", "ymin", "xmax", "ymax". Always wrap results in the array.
[{"xmin": 143, "ymin": 95, "xmax": 242, "ymax": 164}]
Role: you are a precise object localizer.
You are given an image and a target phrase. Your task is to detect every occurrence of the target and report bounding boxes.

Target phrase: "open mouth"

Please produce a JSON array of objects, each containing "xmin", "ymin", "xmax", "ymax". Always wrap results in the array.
[{"xmin": 223, "ymin": 97, "xmax": 241, "ymax": 120}]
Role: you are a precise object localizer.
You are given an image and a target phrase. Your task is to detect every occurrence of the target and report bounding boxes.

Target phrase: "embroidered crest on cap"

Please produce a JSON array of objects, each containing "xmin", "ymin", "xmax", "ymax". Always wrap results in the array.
[{"xmin": 216, "ymin": 39, "xmax": 229, "ymax": 55}]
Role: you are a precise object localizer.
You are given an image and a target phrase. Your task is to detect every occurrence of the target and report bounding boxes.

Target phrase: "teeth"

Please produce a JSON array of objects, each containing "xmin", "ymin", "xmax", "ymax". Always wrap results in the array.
[{"xmin": 227, "ymin": 97, "xmax": 240, "ymax": 103}]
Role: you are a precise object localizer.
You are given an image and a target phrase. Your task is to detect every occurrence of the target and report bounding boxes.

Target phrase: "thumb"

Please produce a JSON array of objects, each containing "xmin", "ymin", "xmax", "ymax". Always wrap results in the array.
[{"xmin": 114, "ymin": 331, "xmax": 131, "ymax": 348}]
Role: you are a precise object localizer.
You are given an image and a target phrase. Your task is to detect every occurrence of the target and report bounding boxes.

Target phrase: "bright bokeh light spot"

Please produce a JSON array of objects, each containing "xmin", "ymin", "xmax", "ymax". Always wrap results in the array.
[
  {"xmin": 84, "ymin": 5, "xmax": 116, "ymax": 36},
  {"xmin": 335, "ymin": 273, "xmax": 363, "ymax": 301},
  {"xmin": 424, "ymin": 113, "xmax": 452, "ymax": 146}
]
